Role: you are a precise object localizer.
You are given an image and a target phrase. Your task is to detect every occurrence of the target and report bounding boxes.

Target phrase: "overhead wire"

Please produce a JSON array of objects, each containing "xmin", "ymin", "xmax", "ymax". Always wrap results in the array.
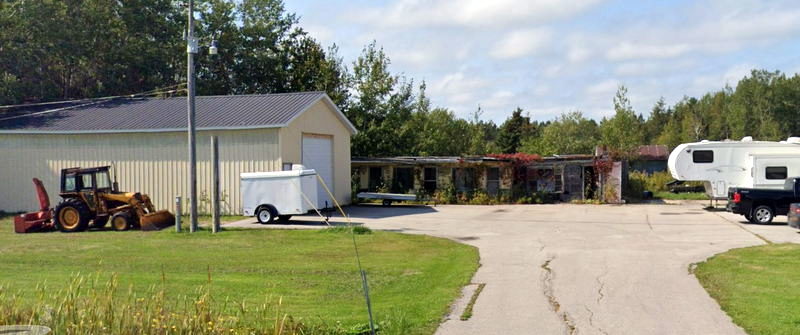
[{"xmin": 0, "ymin": 84, "xmax": 187, "ymax": 122}]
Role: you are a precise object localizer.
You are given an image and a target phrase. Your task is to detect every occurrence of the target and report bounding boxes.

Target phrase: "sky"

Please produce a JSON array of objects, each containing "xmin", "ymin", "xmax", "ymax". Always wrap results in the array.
[{"xmin": 283, "ymin": 0, "xmax": 800, "ymax": 124}]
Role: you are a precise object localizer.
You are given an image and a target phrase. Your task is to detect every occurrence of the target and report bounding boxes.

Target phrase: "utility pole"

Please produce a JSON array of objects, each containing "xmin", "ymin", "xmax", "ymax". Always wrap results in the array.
[{"xmin": 187, "ymin": 0, "xmax": 198, "ymax": 232}]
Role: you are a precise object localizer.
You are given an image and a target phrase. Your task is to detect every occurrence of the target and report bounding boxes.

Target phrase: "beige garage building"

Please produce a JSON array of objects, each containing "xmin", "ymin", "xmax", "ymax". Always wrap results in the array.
[{"xmin": 0, "ymin": 92, "xmax": 356, "ymax": 214}]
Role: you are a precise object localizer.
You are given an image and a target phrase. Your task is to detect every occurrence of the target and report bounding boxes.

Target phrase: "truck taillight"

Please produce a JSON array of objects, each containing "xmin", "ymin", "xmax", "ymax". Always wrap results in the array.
[{"xmin": 733, "ymin": 192, "xmax": 741, "ymax": 203}]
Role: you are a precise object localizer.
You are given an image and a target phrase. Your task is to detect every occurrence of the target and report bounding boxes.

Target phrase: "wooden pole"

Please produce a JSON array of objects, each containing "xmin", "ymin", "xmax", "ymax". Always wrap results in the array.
[
  {"xmin": 187, "ymin": 0, "xmax": 198, "ymax": 233},
  {"xmin": 211, "ymin": 136, "xmax": 220, "ymax": 233}
]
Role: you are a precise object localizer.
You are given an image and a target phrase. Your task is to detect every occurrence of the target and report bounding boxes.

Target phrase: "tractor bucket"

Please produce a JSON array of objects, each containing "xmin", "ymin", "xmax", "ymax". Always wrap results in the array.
[{"xmin": 139, "ymin": 210, "xmax": 175, "ymax": 231}]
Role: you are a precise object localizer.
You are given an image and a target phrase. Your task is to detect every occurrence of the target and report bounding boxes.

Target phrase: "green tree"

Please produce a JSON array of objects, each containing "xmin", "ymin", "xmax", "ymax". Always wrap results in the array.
[
  {"xmin": 496, "ymin": 107, "xmax": 532, "ymax": 154},
  {"xmin": 643, "ymin": 98, "xmax": 671, "ymax": 143},
  {"xmin": 522, "ymin": 111, "xmax": 599, "ymax": 155},
  {"xmin": 600, "ymin": 85, "xmax": 645, "ymax": 153}
]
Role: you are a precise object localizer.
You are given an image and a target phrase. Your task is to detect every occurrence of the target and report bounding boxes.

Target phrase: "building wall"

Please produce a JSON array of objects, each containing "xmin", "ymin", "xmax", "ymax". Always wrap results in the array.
[
  {"xmin": 279, "ymin": 100, "xmax": 352, "ymax": 205},
  {"xmin": 0, "ymin": 128, "xmax": 280, "ymax": 214}
]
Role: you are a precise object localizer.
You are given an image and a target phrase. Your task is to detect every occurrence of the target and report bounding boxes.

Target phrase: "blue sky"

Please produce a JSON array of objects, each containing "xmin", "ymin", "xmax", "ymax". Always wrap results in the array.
[{"xmin": 284, "ymin": 0, "xmax": 800, "ymax": 124}]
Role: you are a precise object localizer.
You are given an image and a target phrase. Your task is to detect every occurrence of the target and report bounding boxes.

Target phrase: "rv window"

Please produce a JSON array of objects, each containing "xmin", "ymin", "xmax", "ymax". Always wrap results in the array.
[
  {"xmin": 692, "ymin": 150, "xmax": 714, "ymax": 163},
  {"xmin": 765, "ymin": 166, "xmax": 787, "ymax": 180}
]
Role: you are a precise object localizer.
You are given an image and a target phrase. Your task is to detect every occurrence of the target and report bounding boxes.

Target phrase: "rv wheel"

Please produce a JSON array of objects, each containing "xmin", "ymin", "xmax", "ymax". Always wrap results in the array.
[{"xmin": 752, "ymin": 205, "xmax": 774, "ymax": 224}]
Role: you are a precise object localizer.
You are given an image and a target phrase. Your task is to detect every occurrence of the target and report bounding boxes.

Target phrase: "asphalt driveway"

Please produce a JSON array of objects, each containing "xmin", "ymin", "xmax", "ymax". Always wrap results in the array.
[{"xmin": 229, "ymin": 203, "xmax": 800, "ymax": 334}]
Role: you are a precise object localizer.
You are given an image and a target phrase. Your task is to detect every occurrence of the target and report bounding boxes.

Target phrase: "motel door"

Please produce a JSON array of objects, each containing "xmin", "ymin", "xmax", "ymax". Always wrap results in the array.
[{"xmin": 563, "ymin": 164, "xmax": 584, "ymax": 201}]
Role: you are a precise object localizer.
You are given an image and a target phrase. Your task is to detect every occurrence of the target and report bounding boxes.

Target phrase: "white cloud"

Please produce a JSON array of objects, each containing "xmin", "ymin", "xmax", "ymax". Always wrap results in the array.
[
  {"xmin": 691, "ymin": 63, "xmax": 755, "ymax": 92},
  {"xmin": 585, "ymin": 79, "xmax": 620, "ymax": 96},
  {"xmin": 429, "ymin": 72, "xmax": 489, "ymax": 105},
  {"xmin": 356, "ymin": 0, "xmax": 605, "ymax": 28},
  {"xmin": 303, "ymin": 24, "xmax": 334, "ymax": 45},
  {"xmin": 567, "ymin": 45, "xmax": 592, "ymax": 63},
  {"xmin": 490, "ymin": 28, "xmax": 552, "ymax": 59},
  {"xmin": 614, "ymin": 60, "xmax": 696, "ymax": 77},
  {"xmin": 606, "ymin": 42, "xmax": 691, "ymax": 61}
]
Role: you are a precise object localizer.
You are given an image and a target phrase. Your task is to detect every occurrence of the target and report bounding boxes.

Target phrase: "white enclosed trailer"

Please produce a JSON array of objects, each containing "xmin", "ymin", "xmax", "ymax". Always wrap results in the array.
[
  {"xmin": 240, "ymin": 168, "xmax": 318, "ymax": 224},
  {"xmin": 668, "ymin": 137, "xmax": 800, "ymax": 199}
]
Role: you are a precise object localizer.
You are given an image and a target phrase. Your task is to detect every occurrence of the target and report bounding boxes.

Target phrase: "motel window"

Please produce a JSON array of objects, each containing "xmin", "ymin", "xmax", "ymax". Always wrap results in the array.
[
  {"xmin": 454, "ymin": 168, "xmax": 477, "ymax": 192},
  {"xmin": 766, "ymin": 166, "xmax": 787, "ymax": 180},
  {"xmin": 423, "ymin": 167, "xmax": 437, "ymax": 194},
  {"xmin": 692, "ymin": 150, "xmax": 714, "ymax": 163}
]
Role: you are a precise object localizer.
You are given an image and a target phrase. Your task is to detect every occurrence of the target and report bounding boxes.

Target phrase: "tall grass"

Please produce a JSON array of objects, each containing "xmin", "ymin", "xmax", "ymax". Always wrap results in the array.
[{"xmin": 0, "ymin": 273, "xmax": 380, "ymax": 335}]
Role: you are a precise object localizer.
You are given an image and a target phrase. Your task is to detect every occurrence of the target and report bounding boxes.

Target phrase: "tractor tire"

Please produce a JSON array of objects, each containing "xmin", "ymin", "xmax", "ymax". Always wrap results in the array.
[
  {"xmin": 54, "ymin": 199, "xmax": 92, "ymax": 232},
  {"xmin": 111, "ymin": 212, "xmax": 134, "ymax": 231},
  {"xmin": 92, "ymin": 216, "xmax": 109, "ymax": 229}
]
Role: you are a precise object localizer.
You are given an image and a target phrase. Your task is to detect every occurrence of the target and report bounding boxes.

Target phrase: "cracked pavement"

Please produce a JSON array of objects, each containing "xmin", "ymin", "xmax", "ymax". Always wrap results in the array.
[{"xmin": 229, "ymin": 202, "xmax": 800, "ymax": 334}]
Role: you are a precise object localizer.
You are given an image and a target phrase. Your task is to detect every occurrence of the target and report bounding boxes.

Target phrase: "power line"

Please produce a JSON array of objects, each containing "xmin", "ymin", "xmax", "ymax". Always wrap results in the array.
[
  {"xmin": 0, "ymin": 87, "xmax": 187, "ymax": 122},
  {"xmin": 0, "ymin": 83, "xmax": 186, "ymax": 110}
]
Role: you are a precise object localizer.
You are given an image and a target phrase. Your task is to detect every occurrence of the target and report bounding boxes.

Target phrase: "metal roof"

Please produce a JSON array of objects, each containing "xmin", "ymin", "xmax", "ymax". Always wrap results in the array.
[
  {"xmin": 636, "ymin": 145, "xmax": 669, "ymax": 160},
  {"xmin": 352, "ymin": 156, "xmax": 510, "ymax": 165},
  {"xmin": 0, "ymin": 91, "xmax": 357, "ymax": 134}
]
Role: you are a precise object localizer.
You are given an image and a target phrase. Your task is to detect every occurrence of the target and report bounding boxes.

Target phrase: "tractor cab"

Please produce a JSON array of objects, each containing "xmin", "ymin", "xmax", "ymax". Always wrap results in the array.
[{"xmin": 60, "ymin": 166, "xmax": 116, "ymax": 194}]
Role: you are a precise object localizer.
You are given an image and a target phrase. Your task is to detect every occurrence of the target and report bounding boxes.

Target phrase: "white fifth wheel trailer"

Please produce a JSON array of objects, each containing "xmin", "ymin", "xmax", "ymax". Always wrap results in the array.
[{"xmin": 668, "ymin": 137, "xmax": 800, "ymax": 199}]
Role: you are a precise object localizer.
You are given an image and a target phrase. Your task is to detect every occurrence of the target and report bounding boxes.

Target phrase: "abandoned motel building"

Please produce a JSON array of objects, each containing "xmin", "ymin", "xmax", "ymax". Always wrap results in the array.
[
  {"xmin": 352, "ymin": 145, "xmax": 669, "ymax": 203},
  {"xmin": 0, "ymin": 90, "xmax": 669, "ymax": 212}
]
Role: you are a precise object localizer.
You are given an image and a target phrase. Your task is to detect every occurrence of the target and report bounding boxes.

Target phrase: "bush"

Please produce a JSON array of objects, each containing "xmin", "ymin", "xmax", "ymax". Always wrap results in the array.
[
  {"xmin": 468, "ymin": 190, "xmax": 495, "ymax": 205},
  {"xmin": 433, "ymin": 184, "xmax": 457, "ymax": 204},
  {"xmin": 626, "ymin": 171, "xmax": 675, "ymax": 198}
]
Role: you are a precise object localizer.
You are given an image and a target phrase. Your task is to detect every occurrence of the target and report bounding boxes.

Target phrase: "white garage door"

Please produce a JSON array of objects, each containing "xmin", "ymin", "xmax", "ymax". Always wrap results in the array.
[{"xmin": 302, "ymin": 134, "xmax": 334, "ymax": 208}]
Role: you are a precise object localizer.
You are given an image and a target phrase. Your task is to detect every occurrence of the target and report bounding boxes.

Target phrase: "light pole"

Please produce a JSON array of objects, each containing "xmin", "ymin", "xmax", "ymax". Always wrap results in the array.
[{"xmin": 187, "ymin": 0, "xmax": 198, "ymax": 232}]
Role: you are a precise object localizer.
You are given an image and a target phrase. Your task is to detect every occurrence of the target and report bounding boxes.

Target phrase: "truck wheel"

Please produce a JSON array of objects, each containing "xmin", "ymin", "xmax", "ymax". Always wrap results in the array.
[
  {"xmin": 256, "ymin": 206, "xmax": 276, "ymax": 224},
  {"xmin": 110, "ymin": 212, "xmax": 133, "ymax": 231},
  {"xmin": 752, "ymin": 205, "xmax": 774, "ymax": 224},
  {"xmin": 54, "ymin": 199, "xmax": 91, "ymax": 232}
]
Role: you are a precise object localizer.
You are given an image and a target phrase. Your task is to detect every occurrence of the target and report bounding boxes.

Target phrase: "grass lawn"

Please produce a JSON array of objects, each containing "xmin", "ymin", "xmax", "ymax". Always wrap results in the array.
[
  {"xmin": 694, "ymin": 243, "xmax": 800, "ymax": 335},
  {"xmin": 0, "ymin": 215, "xmax": 478, "ymax": 334},
  {"xmin": 654, "ymin": 191, "xmax": 709, "ymax": 200}
]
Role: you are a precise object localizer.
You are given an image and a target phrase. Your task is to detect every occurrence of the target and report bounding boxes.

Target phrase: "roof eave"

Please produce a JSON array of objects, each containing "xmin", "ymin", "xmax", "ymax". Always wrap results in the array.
[{"xmin": 0, "ymin": 124, "xmax": 285, "ymax": 135}]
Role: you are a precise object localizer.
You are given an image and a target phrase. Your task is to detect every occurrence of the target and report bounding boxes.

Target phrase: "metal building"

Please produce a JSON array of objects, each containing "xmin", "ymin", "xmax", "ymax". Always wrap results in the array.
[{"xmin": 0, "ymin": 92, "xmax": 356, "ymax": 214}]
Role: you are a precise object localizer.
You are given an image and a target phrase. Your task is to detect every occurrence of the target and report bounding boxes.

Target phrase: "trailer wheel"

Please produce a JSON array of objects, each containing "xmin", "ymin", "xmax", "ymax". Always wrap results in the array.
[
  {"xmin": 382, "ymin": 199, "xmax": 392, "ymax": 206},
  {"xmin": 256, "ymin": 206, "xmax": 276, "ymax": 224},
  {"xmin": 54, "ymin": 199, "xmax": 91, "ymax": 232},
  {"xmin": 752, "ymin": 205, "xmax": 774, "ymax": 224},
  {"xmin": 111, "ymin": 212, "xmax": 133, "ymax": 231}
]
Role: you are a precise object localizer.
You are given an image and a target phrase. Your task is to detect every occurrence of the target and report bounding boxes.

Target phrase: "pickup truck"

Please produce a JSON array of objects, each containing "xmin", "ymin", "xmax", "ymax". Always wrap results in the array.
[{"xmin": 727, "ymin": 177, "xmax": 800, "ymax": 224}]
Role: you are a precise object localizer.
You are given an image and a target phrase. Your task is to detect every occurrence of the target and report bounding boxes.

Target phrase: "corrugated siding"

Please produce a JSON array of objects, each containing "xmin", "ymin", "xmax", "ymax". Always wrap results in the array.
[{"xmin": 0, "ymin": 129, "xmax": 280, "ymax": 214}]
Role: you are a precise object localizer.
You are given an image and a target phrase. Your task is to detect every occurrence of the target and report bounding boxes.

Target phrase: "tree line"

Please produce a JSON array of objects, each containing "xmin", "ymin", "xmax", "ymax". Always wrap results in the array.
[{"xmin": 2, "ymin": 1, "xmax": 799, "ymax": 158}]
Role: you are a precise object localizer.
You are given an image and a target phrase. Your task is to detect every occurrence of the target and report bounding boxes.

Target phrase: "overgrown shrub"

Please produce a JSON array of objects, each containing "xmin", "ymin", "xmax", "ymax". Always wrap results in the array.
[
  {"xmin": 626, "ymin": 171, "xmax": 675, "ymax": 198},
  {"xmin": 467, "ymin": 191, "xmax": 494, "ymax": 205}
]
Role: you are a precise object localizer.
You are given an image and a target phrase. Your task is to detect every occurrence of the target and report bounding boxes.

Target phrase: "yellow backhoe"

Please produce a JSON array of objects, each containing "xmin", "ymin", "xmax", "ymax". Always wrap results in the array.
[{"xmin": 53, "ymin": 166, "xmax": 175, "ymax": 232}]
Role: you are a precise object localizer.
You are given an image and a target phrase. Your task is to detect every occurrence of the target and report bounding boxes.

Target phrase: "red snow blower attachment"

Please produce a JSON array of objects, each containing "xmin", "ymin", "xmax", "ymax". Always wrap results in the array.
[{"xmin": 13, "ymin": 178, "xmax": 55, "ymax": 233}]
